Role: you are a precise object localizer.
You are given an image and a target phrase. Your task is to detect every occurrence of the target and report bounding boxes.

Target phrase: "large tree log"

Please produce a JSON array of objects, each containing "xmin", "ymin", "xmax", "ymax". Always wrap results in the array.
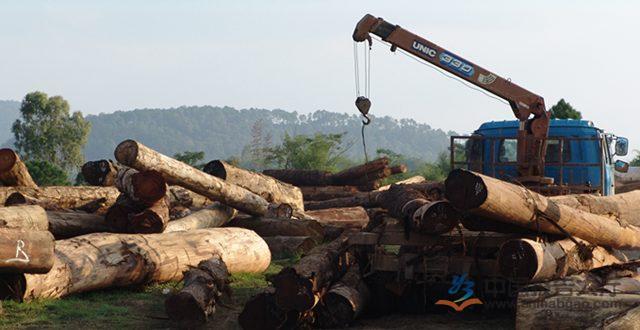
[
  {"xmin": 300, "ymin": 186, "xmax": 360, "ymax": 201},
  {"xmin": 0, "ymin": 205, "xmax": 48, "ymax": 231},
  {"xmin": 599, "ymin": 305, "xmax": 640, "ymax": 330},
  {"xmin": 105, "ymin": 194, "xmax": 169, "ymax": 234},
  {"xmin": 498, "ymin": 238, "xmax": 629, "ymax": 283},
  {"xmin": 0, "ymin": 228, "xmax": 270, "ymax": 301},
  {"xmin": 165, "ymin": 203, "xmax": 236, "ymax": 233},
  {"xmin": 115, "ymin": 140, "xmax": 278, "ymax": 217},
  {"xmin": 262, "ymin": 169, "xmax": 332, "ymax": 186},
  {"xmin": 1, "ymin": 186, "xmax": 119, "ymax": 213},
  {"xmin": 238, "ymin": 290, "xmax": 300, "ymax": 330},
  {"xmin": 114, "ymin": 167, "xmax": 167, "ymax": 206},
  {"xmin": 47, "ymin": 211, "xmax": 113, "ymax": 239},
  {"xmin": 314, "ymin": 264, "xmax": 370, "ymax": 328},
  {"xmin": 272, "ymin": 235, "xmax": 350, "ymax": 312},
  {"xmin": 204, "ymin": 160, "xmax": 305, "ymax": 216},
  {"xmin": 445, "ymin": 169, "xmax": 640, "ymax": 249},
  {"xmin": 305, "ymin": 207, "xmax": 370, "ymax": 229},
  {"xmin": 165, "ymin": 256, "xmax": 230, "ymax": 323},
  {"xmin": 377, "ymin": 175, "xmax": 426, "ymax": 191},
  {"xmin": 263, "ymin": 236, "xmax": 317, "ymax": 259},
  {"xmin": 81, "ymin": 160, "xmax": 120, "ymax": 186},
  {"xmin": 550, "ymin": 190, "xmax": 640, "ymax": 226},
  {"xmin": 167, "ymin": 186, "xmax": 212, "ymax": 209},
  {"xmin": 226, "ymin": 217, "xmax": 325, "ymax": 242},
  {"xmin": 389, "ymin": 164, "xmax": 408, "ymax": 175},
  {"xmin": 330, "ymin": 157, "xmax": 389, "ymax": 186},
  {"xmin": 0, "ymin": 149, "xmax": 37, "ymax": 188},
  {"xmin": 0, "ymin": 228, "xmax": 54, "ymax": 274}
]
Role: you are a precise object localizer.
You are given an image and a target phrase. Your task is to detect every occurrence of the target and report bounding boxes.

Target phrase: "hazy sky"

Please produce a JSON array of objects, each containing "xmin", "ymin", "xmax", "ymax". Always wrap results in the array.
[{"xmin": 1, "ymin": 1, "xmax": 639, "ymax": 155}]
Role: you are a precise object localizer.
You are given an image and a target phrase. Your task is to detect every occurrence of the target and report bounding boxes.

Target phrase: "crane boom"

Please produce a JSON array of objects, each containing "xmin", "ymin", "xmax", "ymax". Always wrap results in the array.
[{"xmin": 353, "ymin": 14, "xmax": 551, "ymax": 181}]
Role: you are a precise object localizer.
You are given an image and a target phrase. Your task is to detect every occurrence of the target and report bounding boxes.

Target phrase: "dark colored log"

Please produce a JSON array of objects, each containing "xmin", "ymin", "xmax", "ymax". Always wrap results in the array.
[
  {"xmin": 0, "ymin": 205, "xmax": 48, "ymax": 231},
  {"xmin": 204, "ymin": 160, "xmax": 305, "ymax": 216},
  {"xmin": 411, "ymin": 200, "xmax": 460, "ymax": 234},
  {"xmin": 47, "ymin": 211, "xmax": 113, "ymax": 239},
  {"xmin": 238, "ymin": 290, "xmax": 300, "ymax": 330},
  {"xmin": 128, "ymin": 196, "xmax": 170, "ymax": 234},
  {"xmin": 460, "ymin": 215, "xmax": 539, "ymax": 234},
  {"xmin": 263, "ymin": 236, "xmax": 317, "ymax": 259},
  {"xmin": 1, "ymin": 186, "xmax": 119, "ymax": 214},
  {"xmin": 0, "ymin": 228, "xmax": 270, "ymax": 301},
  {"xmin": 300, "ymin": 186, "xmax": 360, "ymax": 201},
  {"xmin": 104, "ymin": 194, "xmax": 143, "ymax": 232},
  {"xmin": 305, "ymin": 206, "xmax": 369, "ymax": 229},
  {"xmin": 272, "ymin": 235, "xmax": 350, "ymax": 312},
  {"xmin": 314, "ymin": 264, "xmax": 370, "ymax": 328},
  {"xmin": 330, "ymin": 157, "xmax": 389, "ymax": 186},
  {"xmin": 115, "ymin": 140, "xmax": 277, "ymax": 217},
  {"xmin": 165, "ymin": 203, "xmax": 236, "ymax": 233},
  {"xmin": 262, "ymin": 169, "xmax": 333, "ymax": 187},
  {"xmin": 0, "ymin": 149, "xmax": 37, "ymax": 188},
  {"xmin": 389, "ymin": 164, "xmax": 408, "ymax": 175},
  {"xmin": 445, "ymin": 169, "xmax": 640, "ymax": 249},
  {"xmin": 81, "ymin": 159, "xmax": 120, "ymax": 186},
  {"xmin": 0, "ymin": 228, "xmax": 54, "ymax": 274},
  {"xmin": 226, "ymin": 217, "xmax": 324, "ymax": 242},
  {"xmin": 165, "ymin": 256, "xmax": 230, "ymax": 323},
  {"xmin": 114, "ymin": 167, "xmax": 167, "ymax": 206}
]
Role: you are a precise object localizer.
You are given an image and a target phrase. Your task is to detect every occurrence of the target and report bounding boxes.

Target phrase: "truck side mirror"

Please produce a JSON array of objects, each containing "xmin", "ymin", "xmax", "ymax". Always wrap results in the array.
[
  {"xmin": 615, "ymin": 137, "xmax": 629, "ymax": 156},
  {"xmin": 615, "ymin": 160, "xmax": 629, "ymax": 173}
]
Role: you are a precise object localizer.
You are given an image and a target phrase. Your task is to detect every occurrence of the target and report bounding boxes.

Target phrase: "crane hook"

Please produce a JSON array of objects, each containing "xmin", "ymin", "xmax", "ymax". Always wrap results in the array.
[{"xmin": 355, "ymin": 96, "xmax": 371, "ymax": 125}]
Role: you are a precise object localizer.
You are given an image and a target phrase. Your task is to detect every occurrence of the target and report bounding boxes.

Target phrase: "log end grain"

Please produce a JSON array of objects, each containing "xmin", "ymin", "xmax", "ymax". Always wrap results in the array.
[
  {"xmin": 114, "ymin": 139, "xmax": 139, "ymax": 166},
  {"xmin": 131, "ymin": 170, "xmax": 167, "ymax": 204},
  {"xmin": 444, "ymin": 169, "xmax": 488, "ymax": 210},
  {"xmin": 497, "ymin": 239, "xmax": 539, "ymax": 282},
  {"xmin": 165, "ymin": 291, "xmax": 208, "ymax": 323},
  {"xmin": 0, "ymin": 149, "xmax": 17, "ymax": 173},
  {"xmin": 272, "ymin": 267, "xmax": 316, "ymax": 312},
  {"xmin": 202, "ymin": 160, "xmax": 227, "ymax": 180},
  {"xmin": 129, "ymin": 209, "xmax": 166, "ymax": 234},
  {"xmin": 413, "ymin": 201, "xmax": 460, "ymax": 234}
]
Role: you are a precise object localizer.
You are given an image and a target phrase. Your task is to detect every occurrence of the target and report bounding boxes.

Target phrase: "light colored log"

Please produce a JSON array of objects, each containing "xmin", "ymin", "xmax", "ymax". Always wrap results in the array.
[
  {"xmin": 165, "ymin": 203, "xmax": 236, "ymax": 233},
  {"xmin": 1, "ymin": 186, "xmax": 119, "ymax": 213},
  {"xmin": 550, "ymin": 190, "xmax": 640, "ymax": 226},
  {"xmin": 0, "ymin": 205, "xmax": 48, "ymax": 231},
  {"xmin": 0, "ymin": 149, "xmax": 37, "ymax": 188},
  {"xmin": 0, "ymin": 228, "xmax": 54, "ymax": 274},
  {"xmin": 377, "ymin": 175, "xmax": 426, "ymax": 191}
]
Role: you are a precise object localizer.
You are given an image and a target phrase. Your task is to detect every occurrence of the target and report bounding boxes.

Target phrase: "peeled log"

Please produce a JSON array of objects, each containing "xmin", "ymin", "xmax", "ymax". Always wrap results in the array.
[
  {"xmin": 47, "ymin": 211, "xmax": 113, "ymax": 239},
  {"xmin": 263, "ymin": 236, "xmax": 317, "ymax": 259},
  {"xmin": 165, "ymin": 203, "xmax": 236, "ymax": 233},
  {"xmin": 305, "ymin": 207, "xmax": 369, "ymax": 229},
  {"xmin": 226, "ymin": 217, "xmax": 324, "ymax": 242},
  {"xmin": 165, "ymin": 256, "xmax": 230, "ymax": 323},
  {"xmin": 550, "ymin": 190, "xmax": 640, "ymax": 226},
  {"xmin": 114, "ymin": 167, "xmax": 167, "ymax": 206},
  {"xmin": 115, "ymin": 140, "xmax": 275, "ymax": 217},
  {"xmin": 262, "ymin": 169, "xmax": 332, "ymax": 186},
  {"xmin": 445, "ymin": 169, "xmax": 640, "ymax": 249},
  {"xmin": 81, "ymin": 160, "xmax": 120, "ymax": 186},
  {"xmin": 314, "ymin": 264, "xmax": 370, "ymax": 328},
  {"xmin": 1, "ymin": 186, "xmax": 119, "ymax": 213},
  {"xmin": 498, "ymin": 238, "xmax": 629, "ymax": 283},
  {"xmin": 0, "ymin": 228, "xmax": 54, "ymax": 274},
  {"xmin": 204, "ymin": 160, "xmax": 305, "ymax": 216},
  {"xmin": 272, "ymin": 235, "xmax": 350, "ymax": 312},
  {"xmin": 300, "ymin": 186, "xmax": 360, "ymax": 201},
  {"xmin": 0, "ymin": 205, "xmax": 48, "ymax": 231},
  {"xmin": 0, "ymin": 228, "xmax": 270, "ymax": 301},
  {"xmin": 0, "ymin": 149, "xmax": 37, "ymax": 188}
]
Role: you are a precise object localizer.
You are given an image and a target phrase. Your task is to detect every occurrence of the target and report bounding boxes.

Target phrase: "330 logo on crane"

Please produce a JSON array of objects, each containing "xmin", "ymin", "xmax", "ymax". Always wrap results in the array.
[{"xmin": 439, "ymin": 52, "xmax": 475, "ymax": 78}]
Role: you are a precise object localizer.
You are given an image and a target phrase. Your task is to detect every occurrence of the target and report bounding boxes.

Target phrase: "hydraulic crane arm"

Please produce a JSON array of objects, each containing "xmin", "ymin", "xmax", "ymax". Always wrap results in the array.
[{"xmin": 353, "ymin": 14, "xmax": 551, "ymax": 180}]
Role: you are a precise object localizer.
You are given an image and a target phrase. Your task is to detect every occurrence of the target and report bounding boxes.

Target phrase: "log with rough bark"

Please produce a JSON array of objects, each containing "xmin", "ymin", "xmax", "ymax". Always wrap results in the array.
[
  {"xmin": 389, "ymin": 164, "xmax": 408, "ymax": 175},
  {"xmin": 445, "ymin": 169, "xmax": 640, "ymax": 249},
  {"xmin": 47, "ymin": 211, "xmax": 113, "ymax": 239},
  {"xmin": 167, "ymin": 186, "xmax": 213, "ymax": 209},
  {"xmin": 115, "ymin": 140, "xmax": 279, "ymax": 217},
  {"xmin": 226, "ymin": 217, "xmax": 325, "ymax": 242},
  {"xmin": 262, "ymin": 169, "xmax": 332, "ymax": 186},
  {"xmin": 300, "ymin": 186, "xmax": 360, "ymax": 201},
  {"xmin": 0, "ymin": 228, "xmax": 55, "ymax": 274},
  {"xmin": 263, "ymin": 236, "xmax": 317, "ymax": 259},
  {"xmin": 550, "ymin": 190, "xmax": 640, "ymax": 226},
  {"xmin": 238, "ymin": 290, "xmax": 300, "ymax": 330},
  {"xmin": 165, "ymin": 203, "xmax": 236, "ymax": 233},
  {"xmin": 0, "ymin": 149, "xmax": 37, "ymax": 188},
  {"xmin": 114, "ymin": 167, "xmax": 167, "ymax": 206},
  {"xmin": 305, "ymin": 206, "xmax": 369, "ymax": 229},
  {"xmin": 498, "ymin": 238, "xmax": 629, "ymax": 283},
  {"xmin": 314, "ymin": 264, "xmax": 370, "ymax": 328},
  {"xmin": 1, "ymin": 186, "xmax": 119, "ymax": 213},
  {"xmin": 204, "ymin": 160, "xmax": 305, "ymax": 216},
  {"xmin": 81, "ymin": 159, "xmax": 120, "ymax": 186},
  {"xmin": 104, "ymin": 194, "xmax": 142, "ymax": 232},
  {"xmin": 272, "ymin": 235, "xmax": 350, "ymax": 312},
  {"xmin": 165, "ymin": 256, "xmax": 230, "ymax": 323},
  {"xmin": 0, "ymin": 228, "xmax": 270, "ymax": 301},
  {"xmin": 0, "ymin": 205, "xmax": 48, "ymax": 231},
  {"xmin": 330, "ymin": 157, "xmax": 389, "ymax": 186}
]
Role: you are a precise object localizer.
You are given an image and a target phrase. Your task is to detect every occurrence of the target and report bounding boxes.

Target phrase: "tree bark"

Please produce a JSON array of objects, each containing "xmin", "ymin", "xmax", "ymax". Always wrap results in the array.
[
  {"xmin": 498, "ymin": 238, "xmax": 629, "ymax": 283},
  {"xmin": 81, "ymin": 159, "xmax": 120, "ymax": 186},
  {"xmin": 165, "ymin": 256, "xmax": 230, "ymax": 323},
  {"xmin": 128, "ymin": 196, "xmax": 170, "ymax": 234},
  {"xmin": 389, "ymin": 164, "xmax": 408, "ymax": 175},
  {"xmin": 305, "ymin": 207, "xmax": 370, "ymax": 229},
  {"xmin": 600, "ymin": 305, "xmax": 640, "ymax": 330},
  {"xmin": 300, "ymin": 186, "xmax": 360, "ymax": 201},
  {"xmin": 263, "ymin": 236, "xmax": 317, "ymax": 259},
  {"xmin": 262, "ymin": 169, "xmax": 332, "ymax": 186},
  {"xmin": 550, "ymin": 190, "xmax": 640, "ymax": 226},
  {"xmin": 445, "ymin": 169, "xmax": 640, "ymax": 249},
  {"xmin": 272, "ymin": 235, "xmax": 350, "ymax": 312},
  {"xmin": 168, "ymin": 186, "xmax": 212, "ymax": 209},
  {"xmin": 0, "ymin": 205, "xmax": 48, "ymax": 231},
  {"xmin": 0, "ymin": 149, "xmax": 37, "ymax": 188},
  {"xmin": 0, "ymin": 228, "xmax": 54, "ymax": 274},
  {"xmin": 238, "ymin": 290, "xmax": 300, "ymax": 330},
  {"xmin": 165, "ymin": 203, "xmax": 236, "ymax": 233},
  {"xmin": 330, "ymin": 157, "xmax": 389, "ymax": 186},
  {"xmin": 104, "ymin": 194, "xmax": 142, "ymax": 232},
  {"xmin": 0, "ymin": 228, "xmax": 270, "ymax": 301},
  {"xmin": 226, "ymin": 217, "xmax": 325, "ymax": 242},
  {"xmin": 203, "ymin": 160, "xmax": 305, "ymax": 216},
  {"xmin": 115, "ymin": 140, "xmax": 278, "ymax": 217},
  {"xmin": 114, "ymin": 167, "xmax": 167, "ymax": 206},
  {"xmin": 47, "ymin": 211, "xmax": 113, "ymax": 239},
  {"xmin": 314, "ymin": 264, "xmax": 370, "ymax": 328},
  {"xmin": 1, "ymin": 186, "xmax": 119, "ymax": 214}
]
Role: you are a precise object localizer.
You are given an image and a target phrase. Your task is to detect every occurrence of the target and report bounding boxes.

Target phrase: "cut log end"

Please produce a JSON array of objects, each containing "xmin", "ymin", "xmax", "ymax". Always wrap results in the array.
[
  {"xmin": 413, "ymin": 201, "xmax": 460, "ymax": 234},
  {"xmin": 272, "ymin": 267, "xmax": 316, "ymax": 312},
  {"xmin": 0, "ymin": 149, "xmax": 17, "ymax": 173},
  {"xmin": 129, "ymin": 210, "xmax": 166, "ymax": 233},
  {"xmin": 165, "ymin": 291, "xmax": 208, "ymax": 323},
  {"xmin": 444, "ymin": 169, "xmax": 488, "ymax": 210},
  {"xmin": 3, "ymin": 192, "xmax": 27, "ymax": 206},
  {"xmin": 498, "ymin": 239, "xmax": 539, "ymax": 282},
  {"xmin": 131, "ymin": 170, "xmax": 167, "ymax": 204},
  {"xmin": 202, "ymin": 160, "xmax": 227, "ymax": 180},
  {"xmin": 114, "ymin": 139, "xmax": 139, "ymax": 166}
]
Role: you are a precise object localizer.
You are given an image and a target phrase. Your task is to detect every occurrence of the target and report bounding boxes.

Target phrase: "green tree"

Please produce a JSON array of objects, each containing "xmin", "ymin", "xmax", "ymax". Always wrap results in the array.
[
  {"xmin": 264, "ymin": 133, "xmax": 351, "ymax": 171},
  {"xmin": 174, "ymin": 151, "xmax": 205, "ymax": 169},
  {"xmin": 25, "ymin": 160, "xmax": 71, "ymax": 186},
  {"xmin": 630, "ymin": 150, "xmax": 640, "ymax": 166},
  {"xmin": 12, "ymin": 91, "xmax": 91, "ymax": 171},
  {"xmin": 549, "ymin": 99, "xmax": 582, "ymax": 119}
]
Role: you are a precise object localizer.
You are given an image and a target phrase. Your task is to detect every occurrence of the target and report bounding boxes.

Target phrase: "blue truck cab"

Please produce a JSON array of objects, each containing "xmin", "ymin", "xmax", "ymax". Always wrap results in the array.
[{"xmin": 451, "ymin": 120, "xmax": 629, "ymax": 196}]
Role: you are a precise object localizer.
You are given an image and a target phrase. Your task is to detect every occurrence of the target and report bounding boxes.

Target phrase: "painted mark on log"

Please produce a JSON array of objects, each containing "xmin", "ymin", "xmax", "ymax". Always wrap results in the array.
[{"xmin": 4, "ymin": 240, "xmax": 30, "ymax": 263}]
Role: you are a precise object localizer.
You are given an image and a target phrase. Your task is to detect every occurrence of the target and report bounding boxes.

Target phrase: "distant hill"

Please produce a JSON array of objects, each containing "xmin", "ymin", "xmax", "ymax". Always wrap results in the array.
[{"xmin": 0, "ymin": 100, "xmax": 20, "ymax": 144}]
